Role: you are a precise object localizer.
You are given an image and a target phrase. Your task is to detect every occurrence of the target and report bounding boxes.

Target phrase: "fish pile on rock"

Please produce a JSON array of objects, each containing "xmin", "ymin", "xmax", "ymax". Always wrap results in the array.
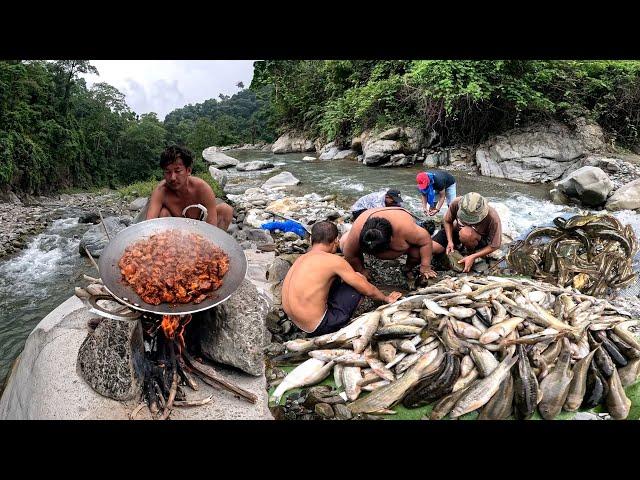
[
  {"xmin": 506, "ymin": 214, "xmax": 638, "ymax": 297},
  {"xmin": 270, "ymin": 275, "xmax": 640, "ymax": 420}
]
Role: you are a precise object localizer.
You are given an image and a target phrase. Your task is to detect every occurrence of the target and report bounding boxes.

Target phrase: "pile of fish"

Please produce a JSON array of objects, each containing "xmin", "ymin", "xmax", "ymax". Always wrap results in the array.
[
  {"xmin": 270, "ymin": 275, "xmax": 640, "ymax": 419},
  {"xmin": 506, "ymin": 214, "xmax": 638, "ymax": 297}
]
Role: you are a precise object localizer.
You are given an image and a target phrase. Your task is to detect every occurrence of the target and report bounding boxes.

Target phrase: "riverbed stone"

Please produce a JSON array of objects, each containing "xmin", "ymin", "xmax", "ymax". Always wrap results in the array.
[
  {"xmin": 262, "ymin": 172, "xmax": 300, "ymax": 189},
  {"xmin": 202, "ymin": 147, "xmax": 239, "ymax": 169},
  {"xmin": 79, "ymin": 216, "xmax": 132, "ymax": 258},
  {"xmin": 303, "ymin": 156, "xmax": 316, "ymax": 161},
  {"xmin": 236, "ymin": 161, "xmax": 275, "ymax": 172},
  {"xmin": 554, "ymin": 166, "xmax": 613, "ymax": 207},
  {"xmin": 272, "ymin": 133, "xmax": 315, "ymax": 154},
  {"xmin": 77, "ymin": 317, "xmax": 145, "ymax": 401},
  {"xmin": 197, "ymin": 278, "xmax": 271, "ymax": 376},
  {"xmin": 333, "ymin": 149, "xmax": 358, "ymax": 160},
  {"xmin": 606, "ymin": 178, "xmax": 640, "ymax": 211},
  {"xmin": 319, "ymin": 142, "xmax": 342, "ymax": 161},
  {"xmin": 209, "ymin": 166, "xmax": 228, "ymax": 189},
  {"xmin": 266, "ymin": 257, "xmax": 292, "ymax": 283},
  {"xmin": 128, "ymin": 197, "xmax": 148, "ymax": 211}
]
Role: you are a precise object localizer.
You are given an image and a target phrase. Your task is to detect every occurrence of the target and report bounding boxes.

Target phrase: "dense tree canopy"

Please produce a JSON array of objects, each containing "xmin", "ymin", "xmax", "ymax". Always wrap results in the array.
[
  {"xmin": 250, "ymin": 60, "xmax": 640, "ymax": 147},
  {"xmin": 3, "ymin": 59, "xmax": 640, "ymax": 195}
]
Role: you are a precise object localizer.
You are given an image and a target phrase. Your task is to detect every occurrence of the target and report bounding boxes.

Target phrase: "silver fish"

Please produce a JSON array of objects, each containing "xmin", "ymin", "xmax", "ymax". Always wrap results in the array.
[{"xmin": 271, "ymin": 359, "xmax": 335, "ymax": 404}]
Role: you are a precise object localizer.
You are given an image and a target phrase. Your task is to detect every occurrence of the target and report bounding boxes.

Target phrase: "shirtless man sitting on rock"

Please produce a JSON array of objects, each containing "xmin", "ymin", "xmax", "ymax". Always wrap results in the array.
[
  {"xmin": 145, "ymin": 145, "xmax": 234, "ymax": 231},
  {"xmin": 340, "ymin": 207, "xmax": 438, "ymax": 282},
  {"xmin": 282, "ymin": 221, "xmax": 402, "ymax": 336}
]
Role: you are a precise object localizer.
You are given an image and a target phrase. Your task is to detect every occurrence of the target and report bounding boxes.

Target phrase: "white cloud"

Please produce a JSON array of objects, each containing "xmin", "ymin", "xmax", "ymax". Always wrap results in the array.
[{"xmin": 83, "ymin": 60, "xmax": 256, "ymax": 119}]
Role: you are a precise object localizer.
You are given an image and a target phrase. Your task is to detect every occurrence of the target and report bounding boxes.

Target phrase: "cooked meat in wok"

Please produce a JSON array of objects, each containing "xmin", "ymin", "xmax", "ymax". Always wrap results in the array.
[{"xmin": 118, "ymin": 230, "xmax": 230, "ymax": 305}]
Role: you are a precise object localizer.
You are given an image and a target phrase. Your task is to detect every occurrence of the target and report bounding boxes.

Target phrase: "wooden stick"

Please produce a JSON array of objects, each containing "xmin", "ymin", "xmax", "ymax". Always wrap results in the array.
[
  {"xmin": 183, "ymin": 352, "xmax": 257, "ymax": 404},
  {"xmin": 158, "ymin": 344, "xmax": 179, "ymax": 420},
  {"xmin": 98, "ymin": 208, "xmax": 111, "ymax": 241},
  {"xmin": 83, "ymin": 246, "xmax": 100, "ymax": 273},
  {"xmin": 177, "ymin": 357, "xmax": 199, "ymax": 391},
  {"xmin": 174, "ymin": 394, "xmax": 214, "ymax": 407},
  {"xmin": 129, "ymin": 401, "xmax": 147, "ymax": 420}
]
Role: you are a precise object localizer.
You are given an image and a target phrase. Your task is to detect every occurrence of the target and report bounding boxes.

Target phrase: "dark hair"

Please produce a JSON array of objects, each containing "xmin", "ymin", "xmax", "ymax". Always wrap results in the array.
[
  {"xmin": 359, "ymin": 217, "xmax": 392, "ymax": 254},
  {"xmin": 311, "ymin": 221, "xmax": 339, "ymax": 245},
  {"xmin": 160, "ymin": 145, "xmax": 194, "ymax": 169}
]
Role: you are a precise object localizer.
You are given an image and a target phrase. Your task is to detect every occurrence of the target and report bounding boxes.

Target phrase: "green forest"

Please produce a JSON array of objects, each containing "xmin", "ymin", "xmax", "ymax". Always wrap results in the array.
[
  {"xmin": 0, "ymin": 60, "xmax": 275, "ymax": 195},
  {"xmin": 250, "ymin": 60, "xmax": 640, "ymax": 147},
  {"xmin": 2, "ymin": 59, "xmax": 640, "ymax": 195}
]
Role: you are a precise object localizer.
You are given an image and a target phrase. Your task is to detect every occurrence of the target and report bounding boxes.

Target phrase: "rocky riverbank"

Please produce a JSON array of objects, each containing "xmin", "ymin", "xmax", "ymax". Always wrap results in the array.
[{"xmin": 0, "ymin": 191, "xmax": 130, "ymax": 260}]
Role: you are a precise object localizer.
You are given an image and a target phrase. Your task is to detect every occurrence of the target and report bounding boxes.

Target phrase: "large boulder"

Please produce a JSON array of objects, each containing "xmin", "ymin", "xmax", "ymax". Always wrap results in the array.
[
  {"xmin": 202, "ymin": 147, "xmax": 239, "ymax": 169},
  {"xmin": 236, "ymin": 161, "xmax": 275, "ymax": 172},
  {"xmin": 262, "ymin": 171, "xmax": 300, "ymax": 190},
  {"xmin": 361, "ymin": 127, "xmax": 429, "ymax": 166},
  {"xmin": 363, "ymin": 139, "xmax": 403, "ymax": 165},
  {"xmin": 209, "ymin": 166, "xmax": 228, "ymax": 189},
  {"xmin": 318, "ymin": 141, "xmax": 341, "ymax": 161},
  {"xmin": 197, "ymin": 279, "xmax": 271, "ymax": 376},
  {"xmin": 606, "ymin": 178, "xmax": 640, "ymax": 211},
  {"xmin": 554, "ymin": 166, "xmax": 613, "ymax": 207},
  {"xmin": 272, "ymin": 133, "xmax": 315, "ymax": 154},
  {"xmin": 333, "ymin": 149, "xmax": 358, "ymax": 161},
  {"xmin": 77, "ymin": 316, "xmax": 145, "ymax": 401},
  {"xmin": 79, "ymin": 216, "xmax": 132, "ymax": 258},
  {"xmin": 476, "ymin": 120, "xmax": 606, "ymax": 183},
  {"xmin": 127, "ymin": 197, "xmax": 148, "ymax": 211},
  {"xmin": 0, "ymin": 189, "xmax": 21, "ymax": 204}
]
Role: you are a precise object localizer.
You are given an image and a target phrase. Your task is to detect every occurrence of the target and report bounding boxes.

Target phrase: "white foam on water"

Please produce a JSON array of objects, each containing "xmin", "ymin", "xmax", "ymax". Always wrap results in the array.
[
  {"xmin": 0, "ymin": 218, "xmax": 82, "ymax": 298},
  {"xmin": 333, "ymin": 178, "xmax": 365, "ymax": 192}
]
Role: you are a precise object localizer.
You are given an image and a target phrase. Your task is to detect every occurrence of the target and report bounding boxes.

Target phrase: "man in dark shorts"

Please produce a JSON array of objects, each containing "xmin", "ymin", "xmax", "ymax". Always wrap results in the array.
[
  {"xmin": 431, "ymin": 192, "xmax": 502, "ymax": 272},
  {"xmin": 282, "ymin": 221, "xmax": 402, "ymax": 336},
  {"xmin": 416, "ymin": 171, "xmax": 457, "ymax": 216}
]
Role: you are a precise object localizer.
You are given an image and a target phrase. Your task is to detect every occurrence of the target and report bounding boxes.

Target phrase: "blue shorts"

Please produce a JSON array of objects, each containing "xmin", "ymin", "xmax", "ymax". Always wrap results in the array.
[{"xmin": 310, "ymin": 278, "xmax": 363, "ymax": 336}]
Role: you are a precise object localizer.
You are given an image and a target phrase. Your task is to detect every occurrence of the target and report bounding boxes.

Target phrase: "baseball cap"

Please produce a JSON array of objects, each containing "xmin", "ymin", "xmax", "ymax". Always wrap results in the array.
[
  {"xmin": 386, "ymin": 189, "xmax": 403, "ymax": 206},
  {"xmin": 416, "ymin": 172, "xmax": 430, "ymax": 190},
  {"xmin": 458, "ymin": 192, "xmax": 489, "ymax": 225}
]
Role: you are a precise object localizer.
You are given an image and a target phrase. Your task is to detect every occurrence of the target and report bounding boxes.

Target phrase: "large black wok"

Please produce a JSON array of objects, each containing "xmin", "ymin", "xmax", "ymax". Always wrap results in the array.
[{"xmin": 98, "ymin": 217, "xmax": 247, "ymax": 316}]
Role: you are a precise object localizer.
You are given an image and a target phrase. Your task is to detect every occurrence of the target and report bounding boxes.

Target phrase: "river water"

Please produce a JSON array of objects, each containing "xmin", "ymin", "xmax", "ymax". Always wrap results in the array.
[{"xmin": 1, "ymin": 150, "xmax": 640, "ymax": 382}]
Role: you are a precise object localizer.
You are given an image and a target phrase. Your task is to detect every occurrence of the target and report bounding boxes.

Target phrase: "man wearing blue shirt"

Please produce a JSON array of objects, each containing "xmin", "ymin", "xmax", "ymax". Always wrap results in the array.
[{"xmin": 416, "ymin": 171, "xmax": 457, "ymax": 216}]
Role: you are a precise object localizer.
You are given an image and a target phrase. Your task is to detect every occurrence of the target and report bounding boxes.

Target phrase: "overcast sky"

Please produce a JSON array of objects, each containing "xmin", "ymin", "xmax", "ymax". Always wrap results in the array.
[{"xmin": 82, "ymin": 60, "xmax": 256, "ymax": 120}]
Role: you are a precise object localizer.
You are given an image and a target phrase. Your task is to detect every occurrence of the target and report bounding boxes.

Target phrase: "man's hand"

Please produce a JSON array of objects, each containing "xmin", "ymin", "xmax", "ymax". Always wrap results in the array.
[
  {"xmin": 385, "ymin": 291, "xmax": 402, "ymax": 304},
  {"xmin": 446, "ymin": 241, "xmax": 455, "ymax": 255},
  {"xmin": 420, "ymin": 265, "xmax": 438, "ymax": 278},
  {"xmin": 458, "ymin": 256, "xmax": 476, "ymax": 273},
  {"xmin": 428, "ymin": 208, "xmax": 439, "ymax": 216}
]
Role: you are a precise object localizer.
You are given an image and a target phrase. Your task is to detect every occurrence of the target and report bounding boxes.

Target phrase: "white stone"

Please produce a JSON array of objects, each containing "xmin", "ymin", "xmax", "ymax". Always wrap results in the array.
[
  {"xmin": 606, "ymin": 178, "xmax": 640, "ymax": 211},
  {"xmin": 262, "ymin": 172, "xmax": 300, "ymax": 190},
  {"xmin": 202, "ymin": 147, "xmax": 239, "ymax": 169}
]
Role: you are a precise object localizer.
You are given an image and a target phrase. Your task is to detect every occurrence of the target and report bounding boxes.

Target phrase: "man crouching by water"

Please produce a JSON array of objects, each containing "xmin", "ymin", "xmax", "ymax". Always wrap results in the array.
[
  {"xmin": 282, "ymin": 221, "xmax": 402, "ymax": 336},
  {"xmin": 340, "ymin": 207, "xmax": 438, "ymax": 281},
  {"xmin": 145, "ymin": 145, "xmax": 234, "ymax": 231}
]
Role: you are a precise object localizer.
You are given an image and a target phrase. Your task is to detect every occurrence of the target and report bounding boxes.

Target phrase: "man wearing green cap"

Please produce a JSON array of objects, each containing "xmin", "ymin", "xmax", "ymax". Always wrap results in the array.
[{"xmin": 431, "ymin": 192, "xmax": 502, "ymax": 272}]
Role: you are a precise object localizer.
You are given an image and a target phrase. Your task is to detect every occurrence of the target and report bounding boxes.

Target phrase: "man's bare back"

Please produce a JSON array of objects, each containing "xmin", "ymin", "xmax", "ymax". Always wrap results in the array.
[
  {"xmin": 282, "ymin": 251, "xmax": 345, "ymax": 332},
  {"xmin": 281, "ymin": 221, "xmax": 401, "ymax": 335},
  {"xmin": 341, "ymin": 207, "xmax": 436, "ymax": 278}
]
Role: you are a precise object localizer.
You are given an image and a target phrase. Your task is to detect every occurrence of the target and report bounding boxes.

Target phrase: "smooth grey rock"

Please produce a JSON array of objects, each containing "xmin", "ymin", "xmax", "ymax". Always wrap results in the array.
[
  {"xmin": 79, "ymin": 216, "xmax": 131, "ymax": 257},
  {"xmin": 128, "ymin": 197, "xmax": 148, "ymax": 211},
  {"xmin": 197, "ymin": 279, "xmax": 271, "ymax": 376},
  {"xmin": 266, "ymin": 257, "xmax": 292, "ymax": 283},
  {"xmin": 362, "ymin": 139, "xmax": 402, "ymax": 165},
  {"xmin": 333, "ymin": 149, "xmax": 358, "ymax": 160},
  {"xmin": 319, "ymin": 141, "xmax": 341, "ymax": 160},
  {"xmin": 202, "ymin": 148, "xmax": 239, "ymax": 169},
  {"xmin": 0, "ymin": 190, "xmax": 22, "ymax": 204},
  {"xmin": 262, "ymin": 172, "xmax": 300, "ymax": 189},
  {"xmin": 476, "ymin": 120, "xmax": 606, "ymax": 183},
  {"xmin": 606, "ymin": 178, "xmax": 640, "ymax": 211},
  {"xmin": 247, "ymin": 228, "xmax": 274, "ymax": 245},
  {"xmin": 424, "ymin": 151, "xmax": 448, "ymax": 168},
  {"xmin": 209, "ymin": 166, "xmax": 228, "ymax": 188},
  {"xmin": 272, "ymin": 133, "xmax": 315, "ymax": 154},
  {"xmin": 236, "ymin": 161, "xmax": 275, "ymax": 172},
  {"xmin": 554, "ymin": 166, "xmax": 613, "ymax": 206},
  {"xmin": 77, "ymin": 317, "xmax": 145, "ymax": 401}
]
